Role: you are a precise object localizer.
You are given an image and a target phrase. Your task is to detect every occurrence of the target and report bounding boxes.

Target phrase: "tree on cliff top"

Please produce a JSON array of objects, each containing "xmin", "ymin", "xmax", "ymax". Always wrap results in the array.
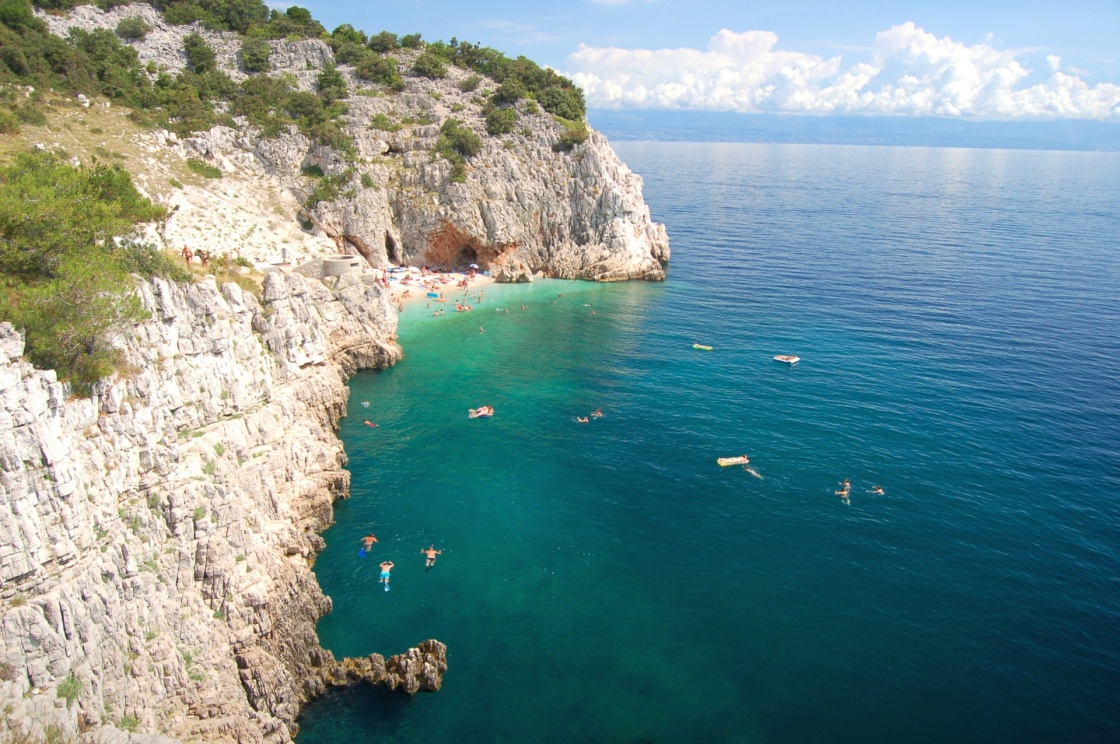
[{"xmin": 0, "ymin": 150, "xmax": 178, "ymax": 394}]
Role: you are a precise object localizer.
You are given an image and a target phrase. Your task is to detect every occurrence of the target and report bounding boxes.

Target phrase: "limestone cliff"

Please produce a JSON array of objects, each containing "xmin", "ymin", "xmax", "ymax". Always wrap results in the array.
[
  {"xmin": 0, "ymin": 5, "xmax": 671, "ymax": 742},
  {"xmin": 0, "ymin": 272, "xmax": 443, "ymax": 743},
  {"xmin": 37, "ymin": 3, "xmax": 669, "ymax": 282}
]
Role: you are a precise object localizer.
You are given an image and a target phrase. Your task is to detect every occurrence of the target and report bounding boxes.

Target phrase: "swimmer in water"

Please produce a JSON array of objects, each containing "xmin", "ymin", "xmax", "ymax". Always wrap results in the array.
[
  {"xmin": 363, "ymin": 420, "xmax": 377, "ymax": 428},
  {"xmin": 868, "ymin": 485, "xmax": 884, "ymax": 495}
]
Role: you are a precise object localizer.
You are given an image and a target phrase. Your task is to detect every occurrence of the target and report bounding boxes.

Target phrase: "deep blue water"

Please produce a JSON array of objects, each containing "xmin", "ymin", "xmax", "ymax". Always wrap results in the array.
[{"xmin": 298, "ymin": 143, "xmax": 1120, "ymax": 743}]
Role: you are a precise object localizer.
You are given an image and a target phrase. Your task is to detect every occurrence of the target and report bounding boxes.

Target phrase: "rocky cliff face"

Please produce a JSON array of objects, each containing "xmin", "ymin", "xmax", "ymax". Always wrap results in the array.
[
  {"xmin": 38, "ymin": 3, "xmax": 669, "ymax": 281},
  {"xmin": 0, "ymin": 271, "xmax": 443, "ymax": 743},
  {"xmin": 2, "ymin": 6, "xmax": 671, "ymax": 741}
]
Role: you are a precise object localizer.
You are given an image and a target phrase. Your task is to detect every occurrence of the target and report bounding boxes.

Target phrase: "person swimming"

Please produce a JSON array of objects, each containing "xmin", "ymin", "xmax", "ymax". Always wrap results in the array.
[
  {"xmin": 868, "ymin": 485, "xmax": 884, "ymax": 495},
  {"xmin": 576, "ymin": 416, "xmax": 589, "ymax": 423},
  {"xmin": 363, "ymin": 420, "xmax": 377, "ymax": 428},
  {"xmin": 379, "ymin": 561, "xmax": 394, "ymax": 590},
  {"xmin": 590, "ymin": 409, "xmax": 603, "ymax": 418}
]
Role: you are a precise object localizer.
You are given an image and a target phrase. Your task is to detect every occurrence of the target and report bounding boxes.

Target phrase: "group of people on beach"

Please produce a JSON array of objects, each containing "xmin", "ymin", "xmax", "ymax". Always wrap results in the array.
[{"xmin": 360, "ymin": 533, "xmax": 443, "ymax": 591}]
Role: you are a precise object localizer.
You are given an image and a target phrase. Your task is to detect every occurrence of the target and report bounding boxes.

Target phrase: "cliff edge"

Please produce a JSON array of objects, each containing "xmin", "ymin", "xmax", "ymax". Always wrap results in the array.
[{"xmin": 0, "ymin": 272, "xmax": 441, "ymax": 743}]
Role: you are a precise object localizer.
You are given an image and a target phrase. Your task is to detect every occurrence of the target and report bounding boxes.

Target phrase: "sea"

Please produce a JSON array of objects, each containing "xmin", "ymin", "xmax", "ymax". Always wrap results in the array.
[{"xmin": 296, "ymin": 142, "xmax": 1120, "ymax": 743}]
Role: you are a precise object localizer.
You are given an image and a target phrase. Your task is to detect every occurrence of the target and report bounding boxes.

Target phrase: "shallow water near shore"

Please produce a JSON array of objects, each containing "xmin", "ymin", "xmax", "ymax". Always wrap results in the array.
[{"xmin": 299, "ymin": 142, "xmax": 1120, "ymax": 743}]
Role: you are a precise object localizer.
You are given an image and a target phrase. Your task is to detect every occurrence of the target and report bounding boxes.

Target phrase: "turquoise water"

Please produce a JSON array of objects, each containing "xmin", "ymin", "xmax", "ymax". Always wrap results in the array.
[{"xmin": 298, "ymin": 143, "xmax": 1120, "ymax": 743}]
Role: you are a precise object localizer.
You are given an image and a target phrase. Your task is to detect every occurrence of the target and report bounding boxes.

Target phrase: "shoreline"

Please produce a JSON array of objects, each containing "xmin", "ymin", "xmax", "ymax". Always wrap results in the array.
[{"xmin": 384, "ymin": 268, "xmax": 500, "ymax": 315}]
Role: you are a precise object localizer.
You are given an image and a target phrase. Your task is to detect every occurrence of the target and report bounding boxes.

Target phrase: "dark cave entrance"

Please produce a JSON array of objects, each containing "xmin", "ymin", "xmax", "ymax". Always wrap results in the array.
[
  {"xmin": 455, "ymin": 246, "xmax": 478, "ymax": 267},
  {"xmin": 385, "ymin": 232, "xmax": 401, "ymax": 265}
]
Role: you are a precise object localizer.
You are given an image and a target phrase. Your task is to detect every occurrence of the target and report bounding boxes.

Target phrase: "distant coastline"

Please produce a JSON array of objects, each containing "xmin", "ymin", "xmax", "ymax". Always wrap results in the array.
[{"xmin": 589, "ymin": 109, "xmax": 1120, "ymax": 152}]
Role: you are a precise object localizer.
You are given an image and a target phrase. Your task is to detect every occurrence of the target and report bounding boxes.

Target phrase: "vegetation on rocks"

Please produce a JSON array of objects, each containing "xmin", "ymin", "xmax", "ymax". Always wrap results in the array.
[
  {"xmin": 0, "ymin": 149, "xmax": 173, "ymax": 393},
  {"xmin": 0, "ymin": 0, "xmax": 598, "ymax": 389},
  {"xmin": 433, "ymin": 117, "xmax": 481, "ymax": 182}
]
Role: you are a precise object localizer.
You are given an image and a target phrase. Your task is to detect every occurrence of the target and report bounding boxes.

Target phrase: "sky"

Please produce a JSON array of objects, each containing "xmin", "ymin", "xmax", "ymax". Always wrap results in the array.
[{"xmin": 289, "ymin": 0, "xmax": 1120, "ymax": 121}]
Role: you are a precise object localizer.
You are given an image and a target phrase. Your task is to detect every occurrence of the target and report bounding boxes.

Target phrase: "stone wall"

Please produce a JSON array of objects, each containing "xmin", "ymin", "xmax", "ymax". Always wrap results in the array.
[{"xmin": 0, "ymin": 272, "xmax": 431, "ymax": 743}]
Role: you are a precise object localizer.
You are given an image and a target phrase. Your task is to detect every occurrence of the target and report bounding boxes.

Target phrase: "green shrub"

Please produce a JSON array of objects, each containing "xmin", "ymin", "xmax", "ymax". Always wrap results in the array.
[
  {"xmin": 554, "ymin": 118, "xmax": 589, "ymax": 152},
  {"xmin": 368, "ymin": 112, "xmax": 401, "ymax": 131},
  {"xmin": 367, "ymin": 31, "xmax": 399, "ymax": 53},
  {"xmin": 355, "ymin": 56, "xmax": 403, "ymax": 90},
  {"xmin": 485, "ymin": 106, "xmax": 517, "ymax": 136},
  {"xmin": 433, "ymin": 117, "xmax": 481, "ymax": 183},
  {"xmin": 316, "ymin": 62, "xmax": 347, "ymax": 104},
  {"xmin": 538, "ymin": 85, "xmax": 586, "ymax": 121},
  {"xmin": 118, "ymin": 243, "xmax": 192, "ymax": 281},
  {"xmin": 186, "ymin": 158, "xmax": 222, "ymax": 178},
  {"xmin": 0, "ymin": 110, "xmax": 18, "ymax": 135},
  {"xmin": 492, "ymin": 79, "xmax": 525, "ymax": 106},
  {"xmin": 118, "ymin": 714, "xmax": 138, "ymax": 732},
  {"xmin": 330, "ymin": 23, "xmax": 366, "ymax": 47},
  {"xmin": 183, "ymin": 33, "xmax": 216, "ymax": 74},
  {"xmin": 332, "ymin": 41, "xmax": 368, "ymax": 66},
  {"xmin": 304, "ymin": 168, "xmax": 355, "ymax": 209},
  {"xmin": 360, "ymin": 172, "xmax": 374, "ymax": 188},
  {"xmin": 411, "ymin": 52, "xmax": 446, "ymax": 79},
  {"xmin": 15, "ymin": 106, "xmax": 46, "ymax": 125},
  {"xmin": 240, "ymin": 37, "xmax": 270, "ymax": 72},
  {"xmin": 457, "ymin": 74, "xmax": 481, "ymax": 93},
  {"xmin": 0, "ymin": 150, "xmax": 166, "ymax": 394},
  {"xmin": 400, "ymin": 33, "xmax": 422, "ymax": 49},
  {"xmin": 435, "ymin": 117, "xmax": 481, "ymax": 158},
  {"xmin": 115, "ymin": 17, "xmax": 152, "ymax": 40}
]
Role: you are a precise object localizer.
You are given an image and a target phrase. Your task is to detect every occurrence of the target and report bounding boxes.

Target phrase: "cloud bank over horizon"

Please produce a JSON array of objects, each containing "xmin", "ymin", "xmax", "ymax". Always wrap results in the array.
[{"xmin": 565, "ymin": 23, "xmax": 1120, "ymax": 121}]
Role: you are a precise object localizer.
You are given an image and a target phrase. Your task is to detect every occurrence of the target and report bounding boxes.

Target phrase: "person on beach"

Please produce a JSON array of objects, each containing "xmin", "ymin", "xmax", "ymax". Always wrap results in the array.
[
  {"xmin": 422, "ymin": 545, "xmax": 442, "ymax": 569},
  {"xmin": 198, "ymin": 250, "xmax": 209, "ymax": 267},
  {"xmin": 362, "ymin": 534, "xmax": 377, "ymax": 550},
  {"xmin": 182, "ymin": 245, "xmax": 193, "ymax": 265},
  {"xmin": 379, "ymin": 561, "xmax": 394, "ymax": 588}
]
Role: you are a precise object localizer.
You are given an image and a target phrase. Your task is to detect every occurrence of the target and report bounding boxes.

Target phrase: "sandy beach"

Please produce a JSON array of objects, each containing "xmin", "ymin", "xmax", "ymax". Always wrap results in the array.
[{"xmin": 383, "ymin": 267, "xmax": 499, "ymax": 316}]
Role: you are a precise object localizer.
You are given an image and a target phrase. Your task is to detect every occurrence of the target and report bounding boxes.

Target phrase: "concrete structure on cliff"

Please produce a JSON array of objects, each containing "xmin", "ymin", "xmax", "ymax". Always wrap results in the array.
[{"xmin": 1, "ymin": 5, "xmax": 670, "ymax": 742}]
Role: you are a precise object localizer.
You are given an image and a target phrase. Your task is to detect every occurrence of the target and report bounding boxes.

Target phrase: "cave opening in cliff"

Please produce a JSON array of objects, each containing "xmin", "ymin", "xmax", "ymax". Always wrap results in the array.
[
  {"xmin": 456, "ymin": 246, "xmax": 479, "ymax": 267},
  {"xmin": 385, "ymin": 232, "xmax": 401, "ymax": 265}
]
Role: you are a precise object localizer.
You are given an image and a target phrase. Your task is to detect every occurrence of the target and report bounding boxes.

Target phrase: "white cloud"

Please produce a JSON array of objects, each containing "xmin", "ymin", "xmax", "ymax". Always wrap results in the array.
[{"xmin": 565, "ymin": 22, "xmax": 1120, "ymax": 120}]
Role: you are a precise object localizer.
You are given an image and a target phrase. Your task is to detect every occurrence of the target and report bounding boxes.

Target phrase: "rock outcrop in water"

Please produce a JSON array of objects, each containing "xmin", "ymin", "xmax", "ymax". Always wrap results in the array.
[
  {"xmin": 38, "ymin": 4, "xmax": 669, "ymax": 281},
  {"xmin": 0, "ymin": 272, "xmax": 441, "ymax": 742}
]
